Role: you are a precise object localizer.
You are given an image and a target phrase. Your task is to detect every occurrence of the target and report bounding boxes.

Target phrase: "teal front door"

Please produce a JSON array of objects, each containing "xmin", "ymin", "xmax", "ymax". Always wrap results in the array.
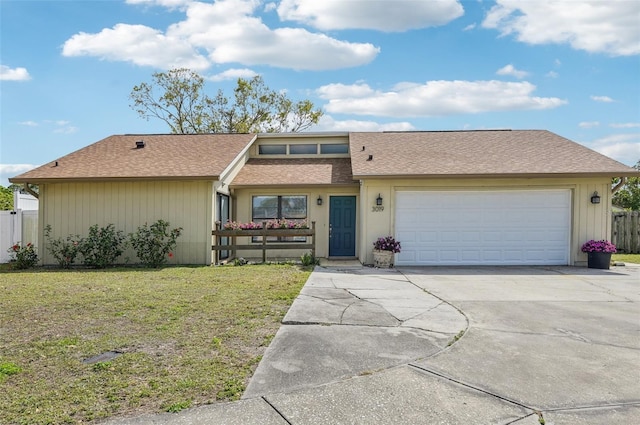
[{"xmin": 329, "ymin": 196, "xmax": 356, "ymax": 257}]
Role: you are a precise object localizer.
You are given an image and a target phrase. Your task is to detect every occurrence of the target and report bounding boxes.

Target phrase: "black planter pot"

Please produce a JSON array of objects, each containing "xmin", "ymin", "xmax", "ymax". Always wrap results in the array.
[{"xmin": 587, "ymin": 252, "xmax": 612, "ymax": 270}]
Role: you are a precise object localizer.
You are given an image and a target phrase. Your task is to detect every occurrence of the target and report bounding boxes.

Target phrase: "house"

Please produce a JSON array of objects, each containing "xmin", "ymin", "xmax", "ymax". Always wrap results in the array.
[{"xmin": 10, "ymin": 130, "xmax": 638, "ymax": 267}]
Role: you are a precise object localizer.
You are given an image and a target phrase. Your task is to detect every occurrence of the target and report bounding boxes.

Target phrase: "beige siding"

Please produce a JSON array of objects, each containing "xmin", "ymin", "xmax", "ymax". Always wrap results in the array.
[
  {"xmin": 230, "ymin": 186, "xmax": 358, "ymax": 259},
  {"xmin": 358, "ymin": 177, "xmax": 613, "ymax": 266},
  {"xmin": 39, "ymin": 181, "xmax": 213, "ymax": 265}
]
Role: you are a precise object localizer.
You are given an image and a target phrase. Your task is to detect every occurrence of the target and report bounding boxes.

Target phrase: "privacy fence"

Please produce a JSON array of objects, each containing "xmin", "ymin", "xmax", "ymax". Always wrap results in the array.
[
  {"xmin": 0, "ymin": 210, "xmax": 38, "ymax": 263},
  {"xmin": 611, "ymin": 212, "xmax": 640, "ymax": 254}
]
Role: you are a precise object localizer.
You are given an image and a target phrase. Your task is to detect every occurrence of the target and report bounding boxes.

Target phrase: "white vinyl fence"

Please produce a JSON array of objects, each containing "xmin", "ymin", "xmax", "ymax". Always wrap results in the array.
[{"xmin": 0, "ymin": 210, "xmax": 38, "ymax": 263}]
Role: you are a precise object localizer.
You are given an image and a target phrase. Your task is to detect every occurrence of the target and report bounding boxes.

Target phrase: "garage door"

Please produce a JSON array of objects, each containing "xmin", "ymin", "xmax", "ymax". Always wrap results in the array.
[{"xmin": 395, "ymin": 190, "xmax": 571, "ymax": 266}]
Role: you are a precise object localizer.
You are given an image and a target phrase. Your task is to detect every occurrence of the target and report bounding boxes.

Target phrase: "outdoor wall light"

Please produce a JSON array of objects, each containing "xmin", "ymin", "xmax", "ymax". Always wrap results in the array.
[
  {"xmin": 376, "ymin": 194, "xmax": 383, "ymax": 206},
  {"xmin": 317, "ymin": 195, "xmax": 323, "ymax": 206},
  {"xmin": 590, "ymin": 191, "xmax": 601, "ymax": 204}
]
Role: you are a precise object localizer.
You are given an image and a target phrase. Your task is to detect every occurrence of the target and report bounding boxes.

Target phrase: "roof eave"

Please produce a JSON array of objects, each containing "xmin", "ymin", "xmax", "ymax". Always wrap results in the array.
[
  {"xmin": 9, "ymin": 175, "xmax": 220, "ymax": 184},
  {"xmin": 230, "ymin": 182, "xmax": 359, "ymax": 189},
  {"xmin": 352, "ymin": 171, "xmax": 640, "ymax": 179}
]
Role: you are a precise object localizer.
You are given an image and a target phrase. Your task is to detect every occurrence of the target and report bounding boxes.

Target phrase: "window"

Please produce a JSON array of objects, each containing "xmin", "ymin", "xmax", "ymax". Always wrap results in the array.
[
  {"xmin": 320, "ymin": 143, "xmax": 349, "ymax": 154},
  {"xmin": 289, "ymin": 144, "xmax": 317, "ymax": 154},
  {"xmin": 218, "ymin": 194, "xmax": 230, "ymax": 259},
  {"xmin": 259, "ymin": 144, "xmax": 286, "ymax": 155},
  {"xmin": 252, "ymin": 195, "xmax": 307, "ymax": 242}
]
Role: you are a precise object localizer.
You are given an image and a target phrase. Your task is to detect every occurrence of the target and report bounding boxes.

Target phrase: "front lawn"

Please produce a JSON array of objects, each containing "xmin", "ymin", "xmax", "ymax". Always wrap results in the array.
[
  {"xmin": 0, "ymin": 265, "xmax": 310, "ymax": 424},
  {"xmin": 612, "ymin": 253, "xmax": 640, "ymax": 264}
]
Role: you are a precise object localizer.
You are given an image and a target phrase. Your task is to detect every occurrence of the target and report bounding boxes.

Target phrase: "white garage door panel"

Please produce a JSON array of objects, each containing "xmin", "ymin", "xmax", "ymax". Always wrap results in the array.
[{"xmin": 395, "ymin": 190, "xmax": 571, "ymax": 266}]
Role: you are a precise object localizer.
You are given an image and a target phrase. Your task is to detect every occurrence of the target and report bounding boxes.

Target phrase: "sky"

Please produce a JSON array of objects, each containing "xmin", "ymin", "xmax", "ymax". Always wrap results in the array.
[{"xmin": 1, "ymin": 0, "xmax": 639, "ymax": 186}]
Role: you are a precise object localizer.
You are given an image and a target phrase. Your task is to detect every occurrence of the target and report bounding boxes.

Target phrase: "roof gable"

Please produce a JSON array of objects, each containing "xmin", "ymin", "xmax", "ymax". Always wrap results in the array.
[{"xmin": 11, "ymin": 134, "xmax": 256, "ymax": 183}]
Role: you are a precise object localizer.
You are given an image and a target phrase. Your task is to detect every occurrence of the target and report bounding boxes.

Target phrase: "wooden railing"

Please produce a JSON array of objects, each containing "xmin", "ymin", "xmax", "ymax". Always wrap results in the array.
[{"xmin": 212, "ymin": 221, "xmax": 316, "ymax": 264}]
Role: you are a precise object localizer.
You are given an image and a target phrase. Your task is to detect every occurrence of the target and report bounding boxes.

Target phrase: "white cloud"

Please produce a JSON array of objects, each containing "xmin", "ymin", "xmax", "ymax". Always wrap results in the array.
[
  {"xmin": 62, "ymin": 23, "xmax": 211, "ymax": 71},
  {"xmin": 0, "ymin": 65, "xmax": 31, "ymax": 81},
  {"xmin": 206, "ymin": 68, "xmax": 258, "ymax": 82},
  {"xmin": 579, "ymin": 121, "xmax": 599, "ymax": 129},
  {"xmin": 496, "ymin": 64, "xmax": 528, "ymax": 79},
  {"xmin": 483, "ymin": 0, "xmax": 640, "ymax": 56},
  {"xmin": 318, "ymin": 80, "xmax": 567, "ymax": 117},
  {"xmin": 17, "ymin": 120, "xmax": 78, "ymax": 134},
  {"xmin": 545, "ymin": 71, "xmax": 559, "ymax": 78},
  {"xmin": 277, "ymin": 0, "xmax": 463, "ymax": 31},
  {"xmin": 463, "ymin": 23, "xmax": 476, "ymax": 31},
  {"xmin": 126, "ymin": 0, "xmax": 191, "ymax": 9},
  {"xmin": 0, "ymin": 164, "xmax": 38, "ymax": 175},
  {"xmin": 315, "ymin": 115, "xmax": 415, "ymax": 132},
  {"xmin": 588, "ymin": 133, "xmax": 640, "ymax": 166},
  {"xmin": 610, "ymin": 123, "xmax": 640, "ymax": 129},
  {"xmin": 316, "ymin": 82, "xmax": 376, "ymax": 99},
  {"xmin": 53, "ymin": 126, "xmax": 78, "ymax": 134},
  {"xmin": 591, "ymin": 95, "xmax": 614, "ymax": 103},
  {"xmin": 63, "ymin": 0, "xmax": 379, "ymax": 71}
]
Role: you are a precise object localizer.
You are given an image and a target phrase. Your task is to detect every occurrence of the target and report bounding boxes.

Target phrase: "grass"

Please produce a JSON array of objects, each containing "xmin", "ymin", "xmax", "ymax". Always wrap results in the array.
[
  {"xmin": 0, "ymin": 265, "xmax": 310, "ymax": 424},
  {"xmin": 612, "ymin": 253, "xmax": 640, "ymax": 264}
]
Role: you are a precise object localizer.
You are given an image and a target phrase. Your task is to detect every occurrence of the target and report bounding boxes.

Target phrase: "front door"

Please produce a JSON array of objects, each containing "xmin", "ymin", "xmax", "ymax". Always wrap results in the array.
[{"xmin": 329, "ymin": 196, "xmax": 356, "ymax": 257}]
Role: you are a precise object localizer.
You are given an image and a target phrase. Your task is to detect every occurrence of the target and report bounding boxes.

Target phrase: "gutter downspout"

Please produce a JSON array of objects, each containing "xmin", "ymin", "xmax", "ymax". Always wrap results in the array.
[
  {"xmin": 23, "ymin": 183, "xmax": 39, "ymax": 199},
  {"xmin": 612, "ymin": 177, "xmax": 626, "ymax": 195}
]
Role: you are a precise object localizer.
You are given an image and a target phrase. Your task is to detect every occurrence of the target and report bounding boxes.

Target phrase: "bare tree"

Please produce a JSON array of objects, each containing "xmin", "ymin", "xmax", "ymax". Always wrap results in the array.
[{"xmin": 130, "ymin": 69, "xmax": 323, "ymax": 134}]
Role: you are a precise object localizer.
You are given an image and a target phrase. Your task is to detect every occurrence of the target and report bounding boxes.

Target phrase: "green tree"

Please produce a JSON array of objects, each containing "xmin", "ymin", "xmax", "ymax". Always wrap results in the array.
[
  {"xmin": 130, "ymin": 69, "xmax": 323, "ymax": 134},
  {"xmin": 0, "ymin": 185, "xmax": 13, "ymax": 210},
  {"xmin": 612, "ymin": 160, "xmax": 640, "ymax": 210}
]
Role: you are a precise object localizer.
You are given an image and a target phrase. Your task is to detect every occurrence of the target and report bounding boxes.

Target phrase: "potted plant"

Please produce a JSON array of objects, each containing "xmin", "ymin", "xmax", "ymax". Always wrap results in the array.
[
  {"xmin": 581, "ymin": 239, "xmax": 616, "ymax": 269},
  {"xmin": 372, "ymin": 236, "xmax": 401, "ymax": 268}
]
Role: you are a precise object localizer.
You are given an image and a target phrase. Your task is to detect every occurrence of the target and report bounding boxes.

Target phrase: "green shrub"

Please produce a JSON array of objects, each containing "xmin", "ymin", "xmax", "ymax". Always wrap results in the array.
[
  {"xmin": 43, "ymin": 225, "xmax": 81, "ymax": 268},
  {"xmin": 129, "ymin": 220, "xmax": 183, "ymax": 267},
  {"xmin": 6, "ymin": 242, "xmax": 38, "ymax": 269},
  {"xmin": 300, "ymin": 251, "xmax": 319, "ymax": 266},
  {"xmin": 233, "ymin": 257, "xmax": 248, "ymax": 266},
  {"xmin": 78, "ymin": 224, "xmax": 126, "ymax": 268}
]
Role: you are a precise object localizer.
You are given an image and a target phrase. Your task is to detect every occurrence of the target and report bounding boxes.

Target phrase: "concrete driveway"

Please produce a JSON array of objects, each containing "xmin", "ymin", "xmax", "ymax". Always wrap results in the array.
[{"xmin": 105, "ymin": 264, "xmax": 640, "ymax": 425}]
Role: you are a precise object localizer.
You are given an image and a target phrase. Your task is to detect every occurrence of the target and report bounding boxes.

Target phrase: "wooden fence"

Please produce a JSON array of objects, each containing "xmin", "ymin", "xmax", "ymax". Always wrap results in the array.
[
  {"xmin": 611, "ymin": 212, "xmax": 640, "ymax": 254},
  {"xmin": 212, "ymin": 221, "xmax": 315, "ymax": 264}
]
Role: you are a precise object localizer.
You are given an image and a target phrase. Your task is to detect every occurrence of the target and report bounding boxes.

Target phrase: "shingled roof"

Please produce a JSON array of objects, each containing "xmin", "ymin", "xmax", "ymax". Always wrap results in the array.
[
  {"xmin": 10, "ymin": 133, "xmax": 256, "ymax": 183},
  {"xmin": 349, "ymin": 130, "xmax": 637, "ymax": 178},
  {"xmin": 231, "ymin": 158, "xmax": 357, "ymax": 187},
  {"xmin": 10, "ymin": 130, "xmax": 637, "ymax": 184}
]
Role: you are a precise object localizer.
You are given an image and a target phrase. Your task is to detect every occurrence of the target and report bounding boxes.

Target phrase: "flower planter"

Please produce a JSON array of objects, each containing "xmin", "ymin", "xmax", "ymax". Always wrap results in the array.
[
  {"xmin": 587, "ymin": 252, "xmax": 612, "ymax": 270},
  {"xmin": 212, "ymin": 221, "xmax": 316, "ymax": 264},
  {"xmin": 373, "ymin": 249, "xmax": 394, "ymax": 268}
]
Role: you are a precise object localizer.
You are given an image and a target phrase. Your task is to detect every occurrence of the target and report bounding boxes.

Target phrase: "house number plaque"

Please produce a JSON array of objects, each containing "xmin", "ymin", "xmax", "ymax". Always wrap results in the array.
[{"xmin": 371, "ymin": 206, "xmax": 384, "ymax": 212}]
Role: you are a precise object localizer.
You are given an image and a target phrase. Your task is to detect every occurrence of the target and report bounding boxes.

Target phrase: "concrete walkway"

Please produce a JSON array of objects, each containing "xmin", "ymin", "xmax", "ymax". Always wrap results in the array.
[{"xmin": 103, "ymin": 264, "xmax": 640, "ymax": 424}]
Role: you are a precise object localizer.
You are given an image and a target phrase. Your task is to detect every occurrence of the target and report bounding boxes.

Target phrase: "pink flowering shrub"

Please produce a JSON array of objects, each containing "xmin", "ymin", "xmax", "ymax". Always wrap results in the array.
[
  {"xmin": 223, "ymin": 221, "xmax": 263, "ymax": 230},
  {"xmin": 265, "ymin": 219, "xmax": 308, "ymax": 229},
  {"xmin": 44, "ymin": 224, "xmax": 81, "ymax": 268},
  {"xmin": 223, "ymin": 220, "xmax": 309, "ymax": 230},
  {"xmin": 581, "ymin": 240, "xmax": 617, "ymax": 253},
  {"xmin": 373, "ymin": 236, "xmax": 402, "ymax": 253},
  {"xmin": 6, "ymin": 242, "xmax": 38, "ymax": 269}
]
